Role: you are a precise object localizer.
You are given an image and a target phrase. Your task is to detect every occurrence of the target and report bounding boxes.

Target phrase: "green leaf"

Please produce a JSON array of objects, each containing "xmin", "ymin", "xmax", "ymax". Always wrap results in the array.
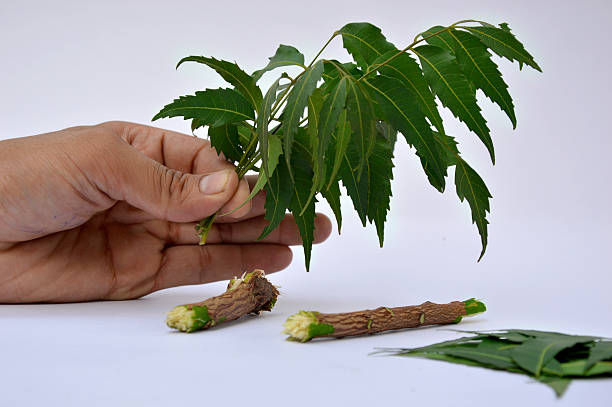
[
  {"xmin": 176, "ymin": 56, "xmax": 263, "ymax": 112},
  {"xmin": 372, "ymin": 50, "xmax": 444, "ymax": 134},
  {"xmin": 207, "ymin": 123, "xmax": 242, "ymax": 162},
  {"xmin": 537, "ymin": 376, "xmax": 571, "ymax": 398},
  {"xmin": 461, "ymin": 24, "xmax": 541, "ymax": 72},
  {"xmin": 307, "ymin": 88, "xmax": 325, "ymax": 149},
  {"xmin": 340, "ymin": 140, "xmax": 368, "ymax": 226},
  {"xmin": 400, "ymin": 341, "xmax": 518, "ymax": 371},
  {"xmin": 424, "ymin": 27, "xmax": 516, "ymax": 128},
  {"xmin": 337, "ymin": 22, "xmax": 395, "ymax": 69},
  {"xmin": 366, "ymin": 75, "xmax": 446, "ymax": 192},
  {"xmin": 346, "ymin": 79, "xmax": 376, "ymax": 177},
  {"xmin": 152, "ymin": 88, "xmax": 254, "ymax": 126},
  {"xmin": 311, "ymin": 78, "xmax": 348, "ymax": 194},
  {"xmin": 433, "ymin": 132, "xmax": 459, "ymax": 167},
  {"xmin": 454, "ymin": 157, "xmax": 491, "ymax": 260},
  {"xmin": 377, "ymin": 121, "xmax": 397, "ymax": 146},
  {"xmin": 585, "ymin": 342, "xmax": 612, "ymax": 372},
  {"xmin": 559, "ymin": 360, "xmax": 612, "ymax": 377},
  {"xmin": 413, "ymin": 45, "xmax": 495, "ymax": 163},
  {"xmin": 288, "ymin": 130, "xmax": 316, "ymax": 271},
  {"xmin": 259, "ymin": 158, "xmax": 293, "ymax": 240},
  {"xmin": 326, "ymin": 109, "xmax": 351, "ymax": 191},
  {"xmin": 511, "ymin": 336, "xmax": 597, "ymax": 377},
  {"xmin": 282, "ymin": 60, "xmax": 324, "ymax": 177},
  {"xmin": 258, "ymin": 78, "xmax": 282, "ymax": 181},
  {"xmin": 321, "ymin": 179, "xmax": 342, "ymax": 233},
  {"xmin": 252, "ymin": 44, "xmax": 306, "ymax": 82},
  {"xmin": 366, "ymin": 135, "xmax": 394, "ymax": 247}
]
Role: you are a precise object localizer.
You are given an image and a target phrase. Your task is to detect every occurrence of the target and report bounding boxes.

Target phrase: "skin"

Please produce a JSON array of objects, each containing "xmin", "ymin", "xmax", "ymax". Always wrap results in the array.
[{"xmin": 0, "ymin": 122, "xmax": 332, "ymax": 303}]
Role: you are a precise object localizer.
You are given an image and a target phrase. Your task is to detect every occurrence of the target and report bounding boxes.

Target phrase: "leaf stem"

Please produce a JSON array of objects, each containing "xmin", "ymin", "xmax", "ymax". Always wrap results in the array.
[{"xmin": 307, "ymin": 32, "xmax": 338, "ymax": 68}]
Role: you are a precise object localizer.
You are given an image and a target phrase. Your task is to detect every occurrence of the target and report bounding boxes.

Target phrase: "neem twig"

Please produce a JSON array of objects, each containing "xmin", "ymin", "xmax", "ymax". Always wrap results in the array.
[
  {"xmin": 166, "ymin": 269, "xmax": 279, "ymax": 333},
  {"xmin": 283, "ymin": 299, "xmax": 486, "ymax": 342}
]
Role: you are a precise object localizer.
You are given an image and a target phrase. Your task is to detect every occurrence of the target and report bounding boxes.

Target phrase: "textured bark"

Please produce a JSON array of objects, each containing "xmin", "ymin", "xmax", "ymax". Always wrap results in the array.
[
  {"xmin": 191, "ymin": 271, "xmax": 277, "ymax": 322},
  {"xmin": 168, "ymin": 270, "xmax": 279, "ymax": 332},
  {"xmin": 315, "ymin": 300, "xmax": 468, "ymax": 339}
]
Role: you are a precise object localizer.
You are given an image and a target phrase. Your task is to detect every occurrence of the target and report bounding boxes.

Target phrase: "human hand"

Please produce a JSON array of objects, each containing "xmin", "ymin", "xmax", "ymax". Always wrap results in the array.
[{"xmin": 0, "ymin": 122, "xmax": 331, "ymax": 303}]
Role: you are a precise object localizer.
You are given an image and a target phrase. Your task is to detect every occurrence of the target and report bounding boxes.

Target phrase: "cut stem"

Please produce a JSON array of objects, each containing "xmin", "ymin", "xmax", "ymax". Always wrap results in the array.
[
  {"xmin": 283, "ymin": 298, "xmax": 486, "ymax": 342},
  {"xmin": 166, "ymin": 270, "xmax": 279, "ymax": 333}
]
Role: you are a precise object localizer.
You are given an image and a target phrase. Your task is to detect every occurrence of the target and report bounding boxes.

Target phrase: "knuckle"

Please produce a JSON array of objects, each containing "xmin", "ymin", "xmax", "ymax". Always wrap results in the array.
[{"xmin": 157, "ymin": 167, "xmax": 193, "ymax": 210}]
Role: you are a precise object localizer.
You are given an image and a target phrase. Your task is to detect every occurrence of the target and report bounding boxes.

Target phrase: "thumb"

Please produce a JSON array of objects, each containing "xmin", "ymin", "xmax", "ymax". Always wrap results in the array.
[{"xmin": 107, "ymin": 145, "xmax": 239, "ymax": 222}]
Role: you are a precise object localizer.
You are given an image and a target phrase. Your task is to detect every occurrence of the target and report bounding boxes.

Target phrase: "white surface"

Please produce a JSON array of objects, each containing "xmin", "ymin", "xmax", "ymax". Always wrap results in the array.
[{"xmin": 1, "ymin": 0, "xmax": 611, "ymax": 406}]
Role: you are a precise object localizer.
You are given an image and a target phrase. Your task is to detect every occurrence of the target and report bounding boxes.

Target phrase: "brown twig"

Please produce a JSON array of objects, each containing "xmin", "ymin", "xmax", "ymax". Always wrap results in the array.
[
  {"xmin": 166, "ymin": 269, "xmax": 279, "ymax": 333},
  {"xmin": 283, "ymin": 299, "xmax": 486, "ymax": 342}
]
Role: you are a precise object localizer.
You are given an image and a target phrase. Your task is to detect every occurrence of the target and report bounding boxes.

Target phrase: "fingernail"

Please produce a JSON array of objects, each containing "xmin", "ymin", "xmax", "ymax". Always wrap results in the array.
[{"xmin": 199, "ymin": 170, "xmax": 231, "ymax": 195}]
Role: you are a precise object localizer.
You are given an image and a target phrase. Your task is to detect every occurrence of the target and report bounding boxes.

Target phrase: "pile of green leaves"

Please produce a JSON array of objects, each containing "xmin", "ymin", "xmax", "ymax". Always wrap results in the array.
[
  {"xmin": 377, "ymin": 330, "xmax": 612, "ymax": 397},
  {"xmin": 153, "ymin": 19, "xmax": 541, "ymax": 270}
]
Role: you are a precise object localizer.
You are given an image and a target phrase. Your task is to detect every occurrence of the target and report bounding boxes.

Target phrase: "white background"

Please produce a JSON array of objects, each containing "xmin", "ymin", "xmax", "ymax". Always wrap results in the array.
[{"xmin": 1, "ymin": 0, "xmax": 611, "ymax": 405}]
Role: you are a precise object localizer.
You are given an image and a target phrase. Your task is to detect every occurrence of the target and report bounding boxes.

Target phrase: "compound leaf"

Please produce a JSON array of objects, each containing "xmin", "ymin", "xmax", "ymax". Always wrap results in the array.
[
  {"xmin": 373, "ymin": 50, "xmax": 444, "ymax": 133},
  {"xmin": 413, "ymin": 45, "xmax": 494, "ymax": 163},
  {"xmin": 424, "ymin": 27, "xmax": 516, "ymax": 128},
  {"xmin": 366, "ymin": 75, "xmax": 446, "ymax": 192}
]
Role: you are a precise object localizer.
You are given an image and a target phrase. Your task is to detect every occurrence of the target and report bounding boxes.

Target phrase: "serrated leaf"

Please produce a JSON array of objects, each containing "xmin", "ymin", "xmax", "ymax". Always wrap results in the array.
[
  {"xmin": 236, "ymin": 124, "xmax": 251, "ymax": 145},
  {"xmin": 373, "ymin": 50, "xmax": 445, "ymax": 134},
  {"xmin": 322, "ymin": 179, "xmax": 342, "ymax": 233},
  {"xmin": 307, "ymin": 88, "xmax": 325, "ymax": 149},
  {"xmin": 585, "ymin": 342, "xmax": 612, "ymax": 372},
  {"xmin": 326, "ymin": 110, "xmax": 351, "ymax": 191},
  {"xmin": 462, "ymin": 25, "xmax": 541, "ymax": 71},
  {"xmin": 340, "ymin": 139, "xmax": 368, "ymax": 226},
  {"xmin": 366, "ymin": 75, "xmax": 446, "ymax": 192},
  {"xmin": 537, "ymin": 376, "xmax": 571, "ymax": 398},
  {"xmin": 454, "ymin": 158, "xmax": 492, "ymax": 260},
  {"xmin": 176, "ymin": 56, "xmax": 263, "ymax": 113},
  {"xmin": 258, "ymin": 78, "xmax": 281, "ymax": 182},
  {"xmin": 282, "ymin": 60, "xmax": 324, "ymax": 176},
  {"xmin": 208, "ymin": 123, "xmax": 242, "ymax": 162},
  {"xmin": 337, "ymin": 22, "xmax": 395, "ymax": 69},
  {"xmin": 310, "ymin": 78, "xmax": 348, "ymax": 195},
  {"xmin": 152, "ymin": 88, "xmax": 254, "ymax": 126},
  {"xmin": 366, "ymin": 135, "xmax": 394, "ymax": 247},
  {"xmin": 252, "ymin": 44, "xmax": 306, "ymax": 82},
  {"xmin": 424, "ymin": 27, "xmax": 516, "ymax": 128},
  {"xmin": 191, "ymin": 118, "xmax": 204, "ymax": 132},
  {"xmin": 377, "ymin": 121, "xmax": 397, "ymax": 146},
  {"xmin": 413, "ymin": 45, "xmax": 495, "ymax": 163},
  {"xmin": 511, "ymin": 336, "xmax": 597, "ymax": 377},
  {"xmin": 288, "ymin": 129, "xmax": 316, "ymax": 271},
  {"xmin": 433, "ymin": 131, "xmax": 460, "ymax": 167},
  {"xmin": 346, "ymin": 79, "xmax": 376, "ymax": 177},
  {"xmin": 259, "ymin": 158, "xmax": 293, "ymax": 240}
]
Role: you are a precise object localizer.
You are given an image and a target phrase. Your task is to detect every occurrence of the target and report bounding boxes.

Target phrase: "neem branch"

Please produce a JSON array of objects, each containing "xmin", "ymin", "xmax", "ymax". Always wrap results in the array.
[
  {"xmin": 283, "ymin": 299, "xmax": 486, "ymax": 342},
  {"xmin": 166, "ymin": 270, "xmax": 279, "ymax": 333}
]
